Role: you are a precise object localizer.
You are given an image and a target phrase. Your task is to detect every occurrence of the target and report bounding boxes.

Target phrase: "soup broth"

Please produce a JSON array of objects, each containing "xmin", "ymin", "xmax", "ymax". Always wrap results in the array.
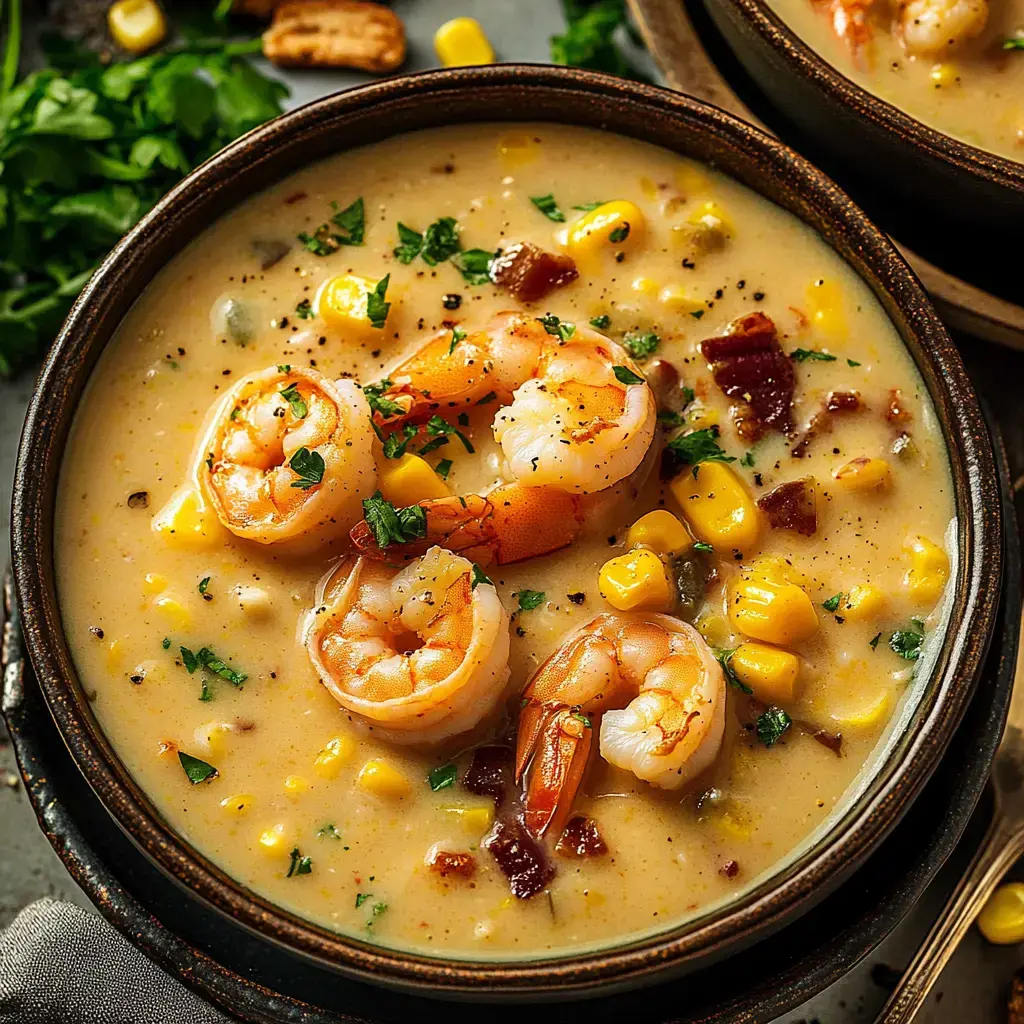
[{"xmin": 55, "ymin": 123, "xmax": 953, "ymax": 958}]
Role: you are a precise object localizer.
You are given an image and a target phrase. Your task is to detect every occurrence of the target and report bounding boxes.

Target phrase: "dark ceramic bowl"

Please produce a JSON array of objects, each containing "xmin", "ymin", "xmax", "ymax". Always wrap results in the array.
[
  {"xmin": 703, "ymin": 0, "xmax": 1024, "ymax": 236},
  {"xmin": 10, "ymin": 65, "xmax": 1004, "ymax": 998}
]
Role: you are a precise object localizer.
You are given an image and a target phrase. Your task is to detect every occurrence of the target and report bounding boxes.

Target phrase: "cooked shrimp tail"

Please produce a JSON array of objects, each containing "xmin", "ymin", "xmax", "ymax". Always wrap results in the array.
[{"xmin": 817, "ymin": 0, "xmax": 875, "ymax": 58}]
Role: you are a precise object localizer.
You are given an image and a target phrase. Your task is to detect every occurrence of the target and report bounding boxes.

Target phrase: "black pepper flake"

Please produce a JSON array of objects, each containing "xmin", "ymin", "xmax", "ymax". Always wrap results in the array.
[
  {"xmin": 614, "ymin": 252, "xmax": 625, "ymax": 263},
  {"xmin": 515, "ymin": 626, "xmax": 526, "ymax": 638},
  {"xmin": 753, "ymin": 291, "xmax": 765, "ymax": 301},
  {"xmin": 443, "ymin": 293, "xmax": 462, "ymax": 310},
  {"xmin": 129, "ymin": 672, "xmax": 144, "ymax": 685},
  {"xmin": 607, "ymin": 535, "xmax": 616, "ymax": 545},
  {"xmin": 89, "ymin": 626, "xmax": 104, "ymax": 640},
  {"xmin": 567, "ymin": 592, "xmax": 586, "ymax": 605}
]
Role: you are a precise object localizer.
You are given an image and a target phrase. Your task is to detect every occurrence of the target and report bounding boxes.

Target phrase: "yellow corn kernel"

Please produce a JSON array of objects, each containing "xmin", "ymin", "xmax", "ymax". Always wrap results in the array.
[
  {"xmin": 108, "ymin": 0, "xmax": 167, "ymax": 54},
  {"xmin": 152, "ymin": 486, "xmax": 222, "ymax": 550},
  {"xmin": 685, "ymin": 401, "xmax": 719, "ymax": 430},
  {"xmin": 631, "ymin": 276, "xmax": 658, "ymax": 296},
  {"xmin": 375, "ymin": 453, "xmax": 451, "ymax": 506},
  {"xmin": 444, "ymin": 805, "xmax": 495, "ymax": 835},
  {"xmin": 626, "ymin": 510, "xmax": 693, "ymax": 557},
  {"xmin": 832, "ymin": 457, "xmax": 892, "ymax": 492},
  {"xmin": 317, "ymin": 274, "xmax": 389, "ymax": 336},
  {"xmin": 434, "ymin": 16, "xmax": 495, "ymax": 66},
  {"xmin": 929, "ymin": 62, "xmax": 959, "ymax": 87},
  {"xmin": 729, "ymin": 571, "xmax": 819, "ymax": 646},
  {"xmin": 687, "ymin": 200, "xmax": 733, "ymax": 236},
  {"xmin": 903, "ymin": 534, "xmax": 949, "ymax": 605},
  {"xmin": 729, "ymin": 643, "xmax": 802, "ymax": 704},
  {"xmin": 658, "ymin": 285, "xmax": 705, "ymax": 314},
  {"xmin": 598, "ymin": 549, "xmax": 674, "ymax": 612},
  {"xmin": 357, "ymin": 759, "xmax": 411, "ymax": 799},
  {"xmin": 193, "ymin": 720, "xmax": 233, "ymax": 758},
  {"xmin": 978, "ymin": 882, "xmax": 1024, "ymax": 944},
  {"xmin": 153, "ymin": 594, "xmax": 191, "ymax": 631},
  {"xmin": 830, "ymin": 690, "xmax": 891, "ymax": 731},
  {"xmin": 669, "ymin": 461, "xmax": 760, "ymax": 552},
  {"xmin": 806, "ymin": 278, "xmax": 848, "ymax": 340},
  {"xmin": 258, "ymin": 823, "xmax": 291, "ymax": 857},
  {"xmin": 105, "ymin": 639, "xmax": 124, "ymax": 672},
  {"xmin": 142, "ymin": 572, "xmax": 168, "ymax": 596},
  {"xmin": 283, "ymin": 774, "xmax": 309, "ymax": 797},
  {"xmin": 565, "ymin": 200, "xmax": 646, "ymax": 259},
  {"xmin": 220, "ymin": 793, "xmax": 254, "ymax": 817},
  {"xmin": 497, "ymin": 132, "xmax": 539, "ymax": 168},
  {"xmin": 675, "ymin": 163, "xmax": 712, "ymax": 197},
  {"xmin": 841, "ymin": 584, "xmax": 886, "ymax": 622},
  {"xmin": 313, "ymin": 735, "xmax": 355, "ymax": 779}
]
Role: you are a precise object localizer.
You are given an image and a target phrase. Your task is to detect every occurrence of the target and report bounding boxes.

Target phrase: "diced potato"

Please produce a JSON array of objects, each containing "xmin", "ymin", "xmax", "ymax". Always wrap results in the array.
[
  {"xmin": 729, "ymin": 569, "xmax": 818, "ymax": 646},
  {"xmin": 444, "ymin": 805, "xmax": 495, "ymax": 835},
  {"xmin": 564, "ymin": 200, "xmax": 646, "ymax": 259},
  {"xmin": 357, "ymin": 759, "xmax": 411, "ymax": 799},
  {"xmin": 108, "ymin": 0, "xmax": 167, "ymax": 54},
  {"xmin": 598, "ymin": 549, "xmax": 674, "ymax": 612},
  {"xmin": 670, "ymin": 462, "xmax": 760, "ymax": 552},
  {"xmin": 626, "ymin": 509, "xmax": 693, "ymax": 557},
  {"xmin": 317, "ymin": 274, "xmax": 390, "ymax": 336},
  {"xmin": 376, "ymin": 453, "xmax": 451, "ymax": 506},
  {"xmin": 153, "ymin": 594, "xmax": 191, "ymax": 631},
  {"xmin": 730, "ymin": 642, "xmax": 802, "ymax": 703},
  {"xmin": 152, "ymin": 486, "xmax": 223, "ymax": 550},
  {"xmin": 232, "ymin": 585, "xmax": 273, "ymax": 618},
  {"xmin": 841, "ymin": 584, "xmax": 886, "ymax": 621},
  {"xmin": 832, "ymin": 457, "xmax": 892, "ymax": 492},
  {"xmin": 434, "ymin": 16, "xmax": 495, "ymax": 66},
  {"xmin": 283, "ymin": 774, "xmax": 309, "ymax": 797},
  {"xmin": 258, "ymin": 822, "xmax": 291, "ymax": 857},
  {"xmin": 220, "ymin": 793, "xmax": 254, "ymax": 817},
  {"xmin": 903, "ymin": 534, "xmax": 949, "ymax": 605},
  {"xmin": 977, "ymin": 883, "xmax": 1024, "ymax": 944},
  {"xmin": 830, "ymin": 690, "xmax": 891, "ymax": 730},
  {"xmin": 313, "ymin": 735, "xmax": 355, "ymax": 778}
]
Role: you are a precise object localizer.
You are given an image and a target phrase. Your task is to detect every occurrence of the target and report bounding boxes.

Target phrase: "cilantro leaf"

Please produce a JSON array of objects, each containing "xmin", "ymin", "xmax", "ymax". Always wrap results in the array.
[
  {"xmin": 574, "ymin": 200, "xmax": 609, "ymax": 211},
  {"xmin": 665, "ymin": 428, "xmax": 736, "ymax": 477},
  {"xmin": 756, "ymin": 707, "xmax": 792, "ymax": 747},
  {"xmin": 421, "ymin": 216, "xmax": 460, "ymax": 266},
  {"xmin": 382, "ymin": 423, "xmax": 418, "ymax": 459},
  {"xmin": 536, "ymin": 314, "xmax": 576, "ymax": 342},
  {"xmin": 450, "ymin": 248, "xmax": 496, "ymax": 285},
  {"xmin": 393, "ymin": 222, "xmax": 423, "ymax": 264},
  {"xmin": 1003, "ymin": 34, "xmax": 1024, "ymax": 49},
  {"xmin": 289, "ymin": 446, "xmax": 325, "ymax": 489},
  {"xmin": 435, "ymin": 458, "xmax": 453, "ymax": 480},
  {"xmin": 366, "ymin": 274, "xmax": 390, "ymax": 329},
  {"xmin": 425, "ymin": 414, "xmax": 474, "ymax": 453},
  {"xmin": 550, "ymin": 0, "xmax": 651, "ymax": 82},
  {"xmin": 330, "ymin": 197, "xmax": 364, "ymax": 245},
  {"xmin": 287, "ymin": 847, "xmax": 313, "ymax": 877},
  {"xmin": 428, "ymin": 763, "xmax": 458, "ymax": 791},
  {"xmin": 317, "ymin": 823, "xmax": 341, "ymax": 839},
  {"xmin": 530, "ymin": 193, "xmax": 565, "ymax": 222},
  {"xmin": 198, "ymin": 576, "xmax": 211, "ymax": 595},
  {"xmin": 280, "ymin": 382, "xmax": 308, "ymax": 419},
  {"xmin": 361, "ymin": 491, "xmax": 428, "ymax": 548},
  {"xmin": 517, "ymin": 590, "xmax": 546, "ymax": 611},
  {"xmin": 295, "ymin": 299, "xmax": 313, "ymax": 319},
  {"xmin": 362, "ymin": 379, "xmax": 404, "ymax": 420},
  {"xmin": 448, "ymin": 325, "xmax": 467, "ymax": 355},
  {"xmin": 609, "ymin": 223, "xmax": 630, "ymax": 244},
  {"xmin": 179, "ymin": 751, "xmax": 218, "ymax": 784},
  {"xmin": 355, "ymin": 892, "xmax": 372, "ymax": 908},
  {"xmin": 622, "ymin": 331, "xmax": 660, "ymax": 361},
  {"xmin": 890, "ymin": 627, "xmax": 924, "ymax": 661},
  {"xmin": 589, "ymin": 314, "xmax": 610, "ymax": 328}
]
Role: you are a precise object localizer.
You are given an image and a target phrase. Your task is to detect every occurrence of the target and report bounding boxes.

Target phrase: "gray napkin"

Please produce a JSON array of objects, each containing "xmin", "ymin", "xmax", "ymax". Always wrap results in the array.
[{"xmin": 0, "ymin": 899, "xmax": 231, "ymax": 1023}]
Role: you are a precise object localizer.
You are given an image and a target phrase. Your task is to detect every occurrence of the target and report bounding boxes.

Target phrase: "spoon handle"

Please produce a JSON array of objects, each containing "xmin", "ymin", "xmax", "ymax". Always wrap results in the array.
[{"xmin": 875, "ymin": 811, "xmax": 1024, "ymax": 1023}]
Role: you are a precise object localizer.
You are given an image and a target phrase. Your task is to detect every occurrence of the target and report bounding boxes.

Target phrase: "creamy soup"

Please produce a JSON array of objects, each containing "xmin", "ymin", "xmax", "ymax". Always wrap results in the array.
[
  {"xmin": 766, "ymin": 0, "xmax": 1024, "ymax": 161},
  {"xmin": 55, "ymin": 123, "xmax": 954, "ymax": 959}
]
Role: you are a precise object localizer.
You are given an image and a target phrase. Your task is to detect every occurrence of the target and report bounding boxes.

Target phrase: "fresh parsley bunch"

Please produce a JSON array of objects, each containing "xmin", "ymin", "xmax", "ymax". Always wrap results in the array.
[{"xmin": 0, "ymin": 0, "xmax": 288, "ymax": 376}]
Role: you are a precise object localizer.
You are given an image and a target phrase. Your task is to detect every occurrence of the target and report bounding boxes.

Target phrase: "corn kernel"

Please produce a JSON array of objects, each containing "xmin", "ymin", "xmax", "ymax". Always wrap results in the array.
[
  {"xmin": 631, "ymin": 276, "xmax": 658, "ymax": 296},
  {"xmin": 142, "ymin": 572, "xmax": 168, "ymax": 596},
  {"xmin": 193, "ymin": 720, "xmax": 233, "ymax": 758},
  {"xmin": 105, "ymin": 639, "xmax": 124, "ymax": 672},
  {"xmin": 687, "ymin": 200, "xmax": 733, "ymax": 236},
  {"xmin": 675, "ymin": 163, "xmax": 712, "ymax": 197},
  {"xmin": 626, "ymin": 510, "xmax": 692, "ymax": 557},
  {"xmin": 929, "ymin": 62, "xmax": 959, "ymax": 87},
  {"xmin": 357, "ymin": 759, "xmax": 411, "ymax": 799},
  {"xmin": 598, "ymin": 549, "xmax": 675, "ymax": 612},
  {"xmin": 375, "ymin": 453, "xmax": 451, "ymax": 506},
  {"xmin": 497, "ymin": 132, "xmax": 539, "ymax": 168},
  {"xmin": 658, "ymin": 285, "xmax": 705, "ymax": 314},
  {"xmin": 444, "ymin": 805, "xmax": 495, "ymax": 835},
  {"xmin": 685, "ymin": 401, "xmax": 719, "ymax": 430},
  {"xmin": 108, "ymin": 0, "xmax": 167, "ymax": 54},
  {"xmin": 903, "ymin": 534, "xmax": 949, "ymax": 605},
  {"xmin": 231, "ymin": 585, "xmax": 273, "ymax": 618},
  {"xmin": 806, "ymin": 278, "xmax": 848, "ymax": 340},
  {"xmin": 832, "ymin": 457, "xmax": 893, "ymax": 492},
  {"xmin": 313, "ymin": 734, "xmax": 355, "ymax": 778},
  {"xmin": 729, "ymin": 571, "xmax": 819, "ymax": 646},
  {"xmin": 317, "ymin": 274, "xmax": 390, "ymax": 336},
  {"xmin": 830, "ymin": 690, "xmax": 891, "ymax": 730},
  {"xmin": 564, "ymin": 201, "xmax": 646, "ymax": 260},
  {"xmin": 220, "ymin": 793, "xmax": 254, "ymax": 817},
  {"xmin": 152, "ymin": 486, "xmax": 223, "ymax": 550},
  {"xmin": 841, "ymin": 584, "xmax": 886, "ymax": 622},
  {"xmin": 283, "ymin": 774, "xmax": 309, "ymax": 797},
  {"xmin": 730, "ymin": 642, "xmax": 802, "ymax": 704},
  {"xmin": 434, "ymin": 16, "xmax": 495, "ymax": 66},
  {"xmin": 669, "ymin": 461, "xmax": 760, "ymax": 552},
  {"xmin": 153, "ymin": 595, "xmax": 191, "ymax": 631},
  {"xmin": 978, "ymin": 883, "xmax": 1024, "ymax": 944},
  {"xmin": 258, "ymin": 823, "xmax": 291, "ymax": 857}
]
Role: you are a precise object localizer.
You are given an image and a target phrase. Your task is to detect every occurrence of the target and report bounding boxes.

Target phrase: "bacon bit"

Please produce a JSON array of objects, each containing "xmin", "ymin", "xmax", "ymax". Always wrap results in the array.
[
  {"xmin": 886, "ymin": 388, "xmax": 911, "ymax": 425},
  {"xmin": 463, "ymin": 745, "xmax": 512, "ymax": 805},
  {"xmin": 827, "ymin": 391, "xmax": 862, "ymax": 413},
  {"xmin": 791, "ymin": 390, "xmax": 862, "ymax": 458},
  {"xmin": 757, "ymin": 477, "xmax": 817, "ymax": 536},
  {"xmin": 428, "ymin": 849, "xmax": 477, "ymax": 879},
  {"xmin": 720, "ymin": 859, "xmax": 740, "ymax": 878},
  {"xmin": 489, "ymin": 242, "xmax": 578, "ymax": 303},
  {"xmin": 700, "ymin": 312, "xmax": 794, "ymax": 439},
  {"xmin": 482, "ymin": 816, "xmax": 555, "ymax": 899},
  {"xmin": 809, "ymin": 728, "xmax": 843, "ymax": 756},
  {"xmin": 555, "ymin": 815, "xmax": 608, "ymax": 858}
]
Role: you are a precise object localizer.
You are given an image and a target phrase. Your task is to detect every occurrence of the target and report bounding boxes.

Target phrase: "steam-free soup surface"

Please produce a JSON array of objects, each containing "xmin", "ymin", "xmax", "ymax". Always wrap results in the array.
[
  {"xmin": 56, "ymin": 124, "xmax": 953, "ymax": 958},
  {"xmin": 767, "ymin": 0, "xmax": 1024, "ymax": 161}
]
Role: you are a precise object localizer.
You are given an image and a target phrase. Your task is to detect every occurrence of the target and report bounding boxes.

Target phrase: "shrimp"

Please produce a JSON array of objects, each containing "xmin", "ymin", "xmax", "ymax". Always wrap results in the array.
[
  {"xmin": 515, "ymin": 614, "xmax": 726, "ymax": 839},
  {"xmin": 191, "ymin": 365, "xmax": 375, "ymax": 548},
  {"xmin": 373, "ymin": 311, "xmax": 657, "ymax": 496},
  {"xmin": 815, "ymin": 0, "xmax": 877, "ymax": 57},
  {"xmin": 304, "ymin": 546, "xmax": 511, "ymax": 745},
  {"xmin": 895, "ymin": 0, "xmax": 987, "ymax": 55}
]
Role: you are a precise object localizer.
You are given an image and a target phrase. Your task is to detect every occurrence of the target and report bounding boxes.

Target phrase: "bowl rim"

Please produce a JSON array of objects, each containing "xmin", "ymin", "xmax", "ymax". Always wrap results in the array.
[
  {"xmin": 715, "ymin": 0, "xmax": 1024, "ymax": 194},
  {"xmin": 10, "ymin": 63, "xmax": 1003, "ymax": 995}
]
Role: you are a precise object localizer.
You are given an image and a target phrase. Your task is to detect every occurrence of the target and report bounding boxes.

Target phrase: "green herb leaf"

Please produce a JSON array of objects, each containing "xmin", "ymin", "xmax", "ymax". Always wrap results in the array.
[
  {"xmin": 362, "ymin": 379, "xmax": 405, "ymax": 420},
  {"xmin": 822, "ymin": 593, "xmax": 842, "ymax": 613},
  {"xmin": 889, "ymin": 628, "xmax": 924, "ymax": 661},
  {"xmin": 740, "ymin": 450, "xmax": 755, "ymax": 467},
  {"xmin": 608, "ymin": 223, "xmax": 630, "ymax": 244},
  {"xmin": 162, "ymin": 637, "xmax": 171, "ymax": 650},
  {"xmin": 280, "ymin": 382, "xmax": 308, "ymax": 419},
  {"xmin": 180, "ymin": 646, "xmax": 200, "ymax": 674},
  {"xmin": 471, "ymin": 563, "xmax": 493, "ymax": 589},
  {"xmin": 277, "ymin": 364, "xmax": 291, "ymax": 373},
  {"xmin": 179, "ymin": 751, "xmax": 218, "ymax": 784},
  {"xmin": 715, "ymin": 648, "xmax": 752, "ymax": 694},
  {"xmin": 448, "ymin": 325, "xmax": 467, "ymax": 355},
  {"xmin": 366, "ymin": 274, "xmax": 390, "ymax": 329},
  {"xmin": 295, "ymin": 299, "xmax": 313, "ymax": 320},
  {"xmin": 756, "ymin": 706, "xmax": 792, "ymax": 747},
  {"xmin": 693, "ymin": 541, "xmax": 714, "ymax": 553},
  {"xmin": 847, "ymin": 358, "xmax": 861, "ymax": 367},
  {"xmin": 361, "ymin": 491, "xmax": 428, "ymax": 548},
  {"xmin": 789, "ymin": 348, "xmax": 837, "ymax": 363},
  {"xmin": 536, "ymin": 314, "xmax": 576, "ymax": 342},
  {"xmin": 415, "ymin": 434, "xmax": 450, "ymax": 457},
  {"xmin": 393, "ymin": 222, "xmax": 424, "ymax": 264},
  {"xmin": 317, "ymin": 823, "xmax": 341, "ymax": 839},
  {"xmin": 869, "ymin": 632, "xmax": 882, "ymax": 650},
  {"xmin": 550, "ymin": 0, "xmax": 651, "ymax": 82},
  {"xmin": 355, "ymin": 892, "xmax": 372, "ymax": 908},
  {"xmin": 372, "ymin": 902, "xmax": 388, "ymax": 917},
  {"xmin": 612, "ymin": 365, "xmax": 644, "ymax": 386},
  {"xmin": 1003, "ymin": 34, "xmax": 1024, "ymax": 49},
  {"xmin": 589, "ymin": 314, "xmax": 610, "ymax": 329},
  {"xmin": 516, "ymin": 590, "xmax": 546, "ymax": 611},
  {"xmin": 665, "ymin": 428, "xmax": 736, "ymax": 477},
  {"xmin": 570, "ymin": 711, "xmax": 592, "ymax": 728},
  {"xmin": 690, "ymin": 310, "xmax": 705, "ymax": 320},
  {"xmin": 450, "ymin": 248, "xmax": 496, "ymax": 286},
  {"xmin": 287, "ymin": 847, "xmax": 313, "ymax": 877},
  {"xmin": 194, "ymin": 646, "xmax": 247, "ymax": 686},
  {"xmin": 428, "ymin": 763, "xmax": 458, "ymax": 791},
  {"xmin": 289, "ymin": 446, "xmax": 325, "ymax": 489},
  {"xmin": 530, "ymin": 193, "xmax": 565, "ymax": 222},
  {"xmin": 426, "ymin": 414, "xmax": 474, "ymax": 453},
  {"xmin": 421, "ymin": 216, "xmax": 460, "ymax": 265},
  {"xmin": 435, "ymin": 458, "xmax": 453, "ymax": 481},
  {"xmin": 574, "ymin": 200, "xmax": 609, "ymax": 211},
  {"xmin": 330, "ymin": 197, "xmax": 364, "ymax": 245},
  {"xmin": 622, "ymin": 332, "xmax": 660, "ymax": 362},
  {"xmin": 198, "ymin": 576, "xmax": 211, "ymax": 595},
  {"xmin": 658, "ymin": 411, "xmax": 684, "ymax": 428}
]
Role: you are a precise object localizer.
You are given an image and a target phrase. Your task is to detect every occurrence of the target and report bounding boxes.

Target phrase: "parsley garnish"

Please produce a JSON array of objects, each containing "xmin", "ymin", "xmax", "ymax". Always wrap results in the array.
[
  {"xmin": 361, "ymin": 491, "xmax": 428, "ymax": 548},
  {"xmin": 280, "ymin": 382, "xmax": 308, "ymax": 419},
  {"xmin": 665, "ymin": 427, "xmax": 736, "ymax": 477},
  {"xmin": 622, "ymin": 331, "xmax": 660, "ymax": 362},
  {"xmin": 355, "ymin": 893, "xmax": 372, "ymax": 908},
  {"xmin": 609, "ymin": 223, "xmax": 630, "ymax": 244},
  {"xmin": 889, "ymin": 627, "xmax": 924, "ymax": 661},
  {"xmin": 295, "ymin": 298, "xmax": 313, "ymax": 319},
  {"xmin": 178, "ymin": 751, "xmax": 218, "ymax": 785},
  {"xmin": 393, "ymin": 222, "xmax": 424, "ymax": 263},
  {"xmin": 693, "ymin": 541, "xmax": 714, "ymax": 553},
  {"xmin": 372, "ymin": 902, "xmax": 388, "ymax": 917},
  {"xmin": 366, "ymin": 274, "xmax": 390, "ymax": 329},
  {"xmin": 362, "ymin": 379, "xmax": 404, "ymax": 420},
  {"xmin": 435, "ymin": 458, "xmax": 453, "ymax": 480},
  {"xmin": 162, "ymin": 637, "xmax": 171, "ymax": 650},
  {"xmin": 847, "ymin": 358, "xmax": 861, "ymax": 367},
  {"xmin": 870, "ymin": 632, "xmax": 882, "ymax": 650},
  {"xmin": 198, "ymin": 576, "xmax": 211, "ymax": 596},
  {"xmin": 740, "ymin": 450, "xmax": 755, "ymax": 467},
  {"xmin": 790, "ymin": 348, "xmax": 837, "ymax": 363},
  {"xmin": 451, "ymin": 248, "xmax": 496, "ymax": 285},
  {"xmin": 530, "ymin": 193, "xmax": 565, "ymax": 222},
  {"xmin": 179, "ymin": 645, "xmax": 248, "ymax": 688},
  {"xmin": 317, "ymin": 823, "xmax": 341, "ymax": 839},
  {"xmin": 537, "ymin": 314, "xmax": 576, "ymax": 342},
  {"xmin": 1003, "ymin": 34, "xmax": 1024, "ymax": 49},
  {"xmin": 822, "ymin": 593, "xmax": 842, "ymax": 613},
  {"xmin": 448, "ymin": 325, "xmax": 467, "ymax": 355},
  {"xmin": 570, "ymin": 711, "xmax": 592, "ymax": 729},
  {"xmin": 589, "ymin": 314, "xmax": 610, "ymax": 329},
  {"xmin": 421, "ymin": 217, "xmax": 461, "ymax": 265},
  {"xmin": 382, "ymin": 423, "xmax": 419, "ymax": 460},
  {"xmin": 428, "ymin": 764, "xmax": 458, "ymax": 791},
  {"xmin": 516, "ymin": 590, "xmax": 546, "ymax": 611},
  {"xmin": 331, "ymin": 197, "xmax": 365, "ymax": 245},
  {"xmin": 613, "ymin": 365, "xmax": 644, "ymax": 386},
  {"xmin": 287, "ymin": 848, "xmax": 313, "ymax": 877},
  {"xmin": 573, "ymin": 200, "xmax": 609, "ymax": 211},
  {"xmin": 715, "ymin": 649, "xmax": 752, "ymax": 694},
  {"xmin": 756, "ymin": 706, "xmax": 792, "ymax": 747},
  {"xmin": 425, "ymin": 414, "xmax": 474, "ymax": 453},
  {"xmin": 289, "ymin": 447, "xmax": 325, "ymax": 489},
  {"xmin": 690, "ymin": 310, "xmax": 705, "ymax": 320},
  {"xmin": 277, "ymin": 364, "xmax": 291, "ymax": 373},
  {"xmin": 471, "ymin": 563, "xmax": 493, "ymax": 589}
]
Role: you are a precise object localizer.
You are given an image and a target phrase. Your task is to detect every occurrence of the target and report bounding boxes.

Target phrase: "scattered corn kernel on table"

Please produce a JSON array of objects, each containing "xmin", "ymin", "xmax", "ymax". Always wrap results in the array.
[{"xmin": 2, "ymin": 1, "xmax": 1024, "ymax": 1021}]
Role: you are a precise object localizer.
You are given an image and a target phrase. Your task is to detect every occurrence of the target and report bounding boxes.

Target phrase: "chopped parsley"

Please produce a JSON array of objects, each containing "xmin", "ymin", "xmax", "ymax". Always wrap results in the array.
[
  {"xmin": 471, "ymin": 563, "xmax": 493, "ymax": 589},
  {"xmin": 179, "ymin": 645, "xmax": 248, "ymax": 688},
  {"xmin": 428, "ymin": 763, "xmax": 458, "ymax": 791},
  {"xmin": 435, "ymin": 458, "xmax": 453, "ymax": 481},
  {"xmin": 870, "ymin": 632, "xmax": 882, "ymax": 650},
  {"xmin": 277, "ymin": 364, "xmax": 291, "ymax": 373},
  {"xmin": 362, "ymin": 379, "xmax": 404, "ymax": 420},
  {"xmin": 416, "ymin": 434, "xmax": 450, "ymax": 457},
  {"xmin": 890, "ymin": 627, "xmax": 924, "ymax": 661},
  {"xmin": 162, "ymin": 637, "xmax": 171, "ymax": 650},
  {"xmin": 372, "ymin": 902, "xmax": 388, "ymax": 916},
  {"xmin": 451, "ymin": 248, "xmax": 496, "ymax": 285},
  {"xmin": 608, "ymin": 223, "xmax": 630, "ymax": 243},
  {"xmin": 756, "ymin": 706, "xmax": 792, "ymax": 747},
  {"xmin": 622, "ymin": 331, "xmax": 660, "ymax": 362},
  {"xmin": 317, "ymin": 823, "xmax": 341, "ymax": 840},
  {"xmin": 658, "ymin": 411, "xmax": 685, "ymax": 428},
  {"xmin": 822, "ymin": 593, "xmax": 842, "ymax": 613},
  {"xmin": 715, "ymin": 648, "xmax": 752, "ymax": 694},
  {"xmin": 382, "ymin": 423, "xmax": 419, "ymax": 460},
  {"xmin": 366, "ymin": 274, "xmax": 390, "ymax": 329},
  {"xmin": 295, "ymin": 298, "xmax": 313, "ymax": 319},
  {"xmin": 740, "ymin": 450, "xmax": 755, "ymax": 468},
  {"xmin": 330, "ymin": 197, "xmax": 365, "ymax": 245},
  {"xmin": 448, "ymin": 325, "xmax": 467, "ymax": 355},
  {"xmin": 847, "ymin": 358, "xmax": 861, "ymax": 367},
  {"xmin": 361, "ymin": 492, "xmax": 428, "ymax": 548},
  {"xmin": 1003, "ymin": 34, "xmax": 1024, "ymax": 49},
  {"xmin": 280, "ymin": 382, "xmax": 308, "ymax": 419},
  {"xmin": 516, "ymin": 590, "xmax": 546, "ymax": 611},
  {"xmin": 198, "ymin": 576, "xmax": 211, "ymax": 596},
  {"xmin": 690, "ymin": 310, "xmax": 705, "ymax": 320},
  {"xmin": 570, "ymin": 711, "xmax": 592, "ymax": 729},
  {"xmin": 589, "ymin": 314, "xmax": 611, "ymax": 329},
  {"xmin": 393, "ymin": 222, "xmax": 424, "ymax": 264},
  {"xmin": 530, "ymin": 193, "xmax": 565, "ymax": 222},
  {"xmin": 612, "ymin": 365, "xmax": 644, "ymax": 386},
  {"xmin": 425, "ymin": 414, "xmax": 474, "ymax": 453},
  {"xmin": 789, "ymin": 348, "xmax": 837, "ymax": 363},
  {"xmin": 289, "ymin": 446, "xmax": 325, "ymax": 489},
  {"xmin": 421, "ymin": 216, "xmax": 461, "ymax": 265},
  {"xmin": 178, "ymin": 751, "xmax": 218, "ymax": 785},
  {"xmin": 573, "ymin": 200, "xmax": 609, "ymax": 211},
  {"xmin": 355, "ymin": 893, "xmax": 372, "ymax": 908},
  {"xmin": 693, "ymin": 541, "xmax": 714, "ymax": 554},
  {"xmin": 536, "ymin": 314, "xmax": 576, "ymax": 342},
  {"xmin": 287, "ymin": 848, "xmax": 313, "ymax": 877},
  {"xmin": 665, "ymin": 427, "xmax": 736, "ymax": 477}
]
